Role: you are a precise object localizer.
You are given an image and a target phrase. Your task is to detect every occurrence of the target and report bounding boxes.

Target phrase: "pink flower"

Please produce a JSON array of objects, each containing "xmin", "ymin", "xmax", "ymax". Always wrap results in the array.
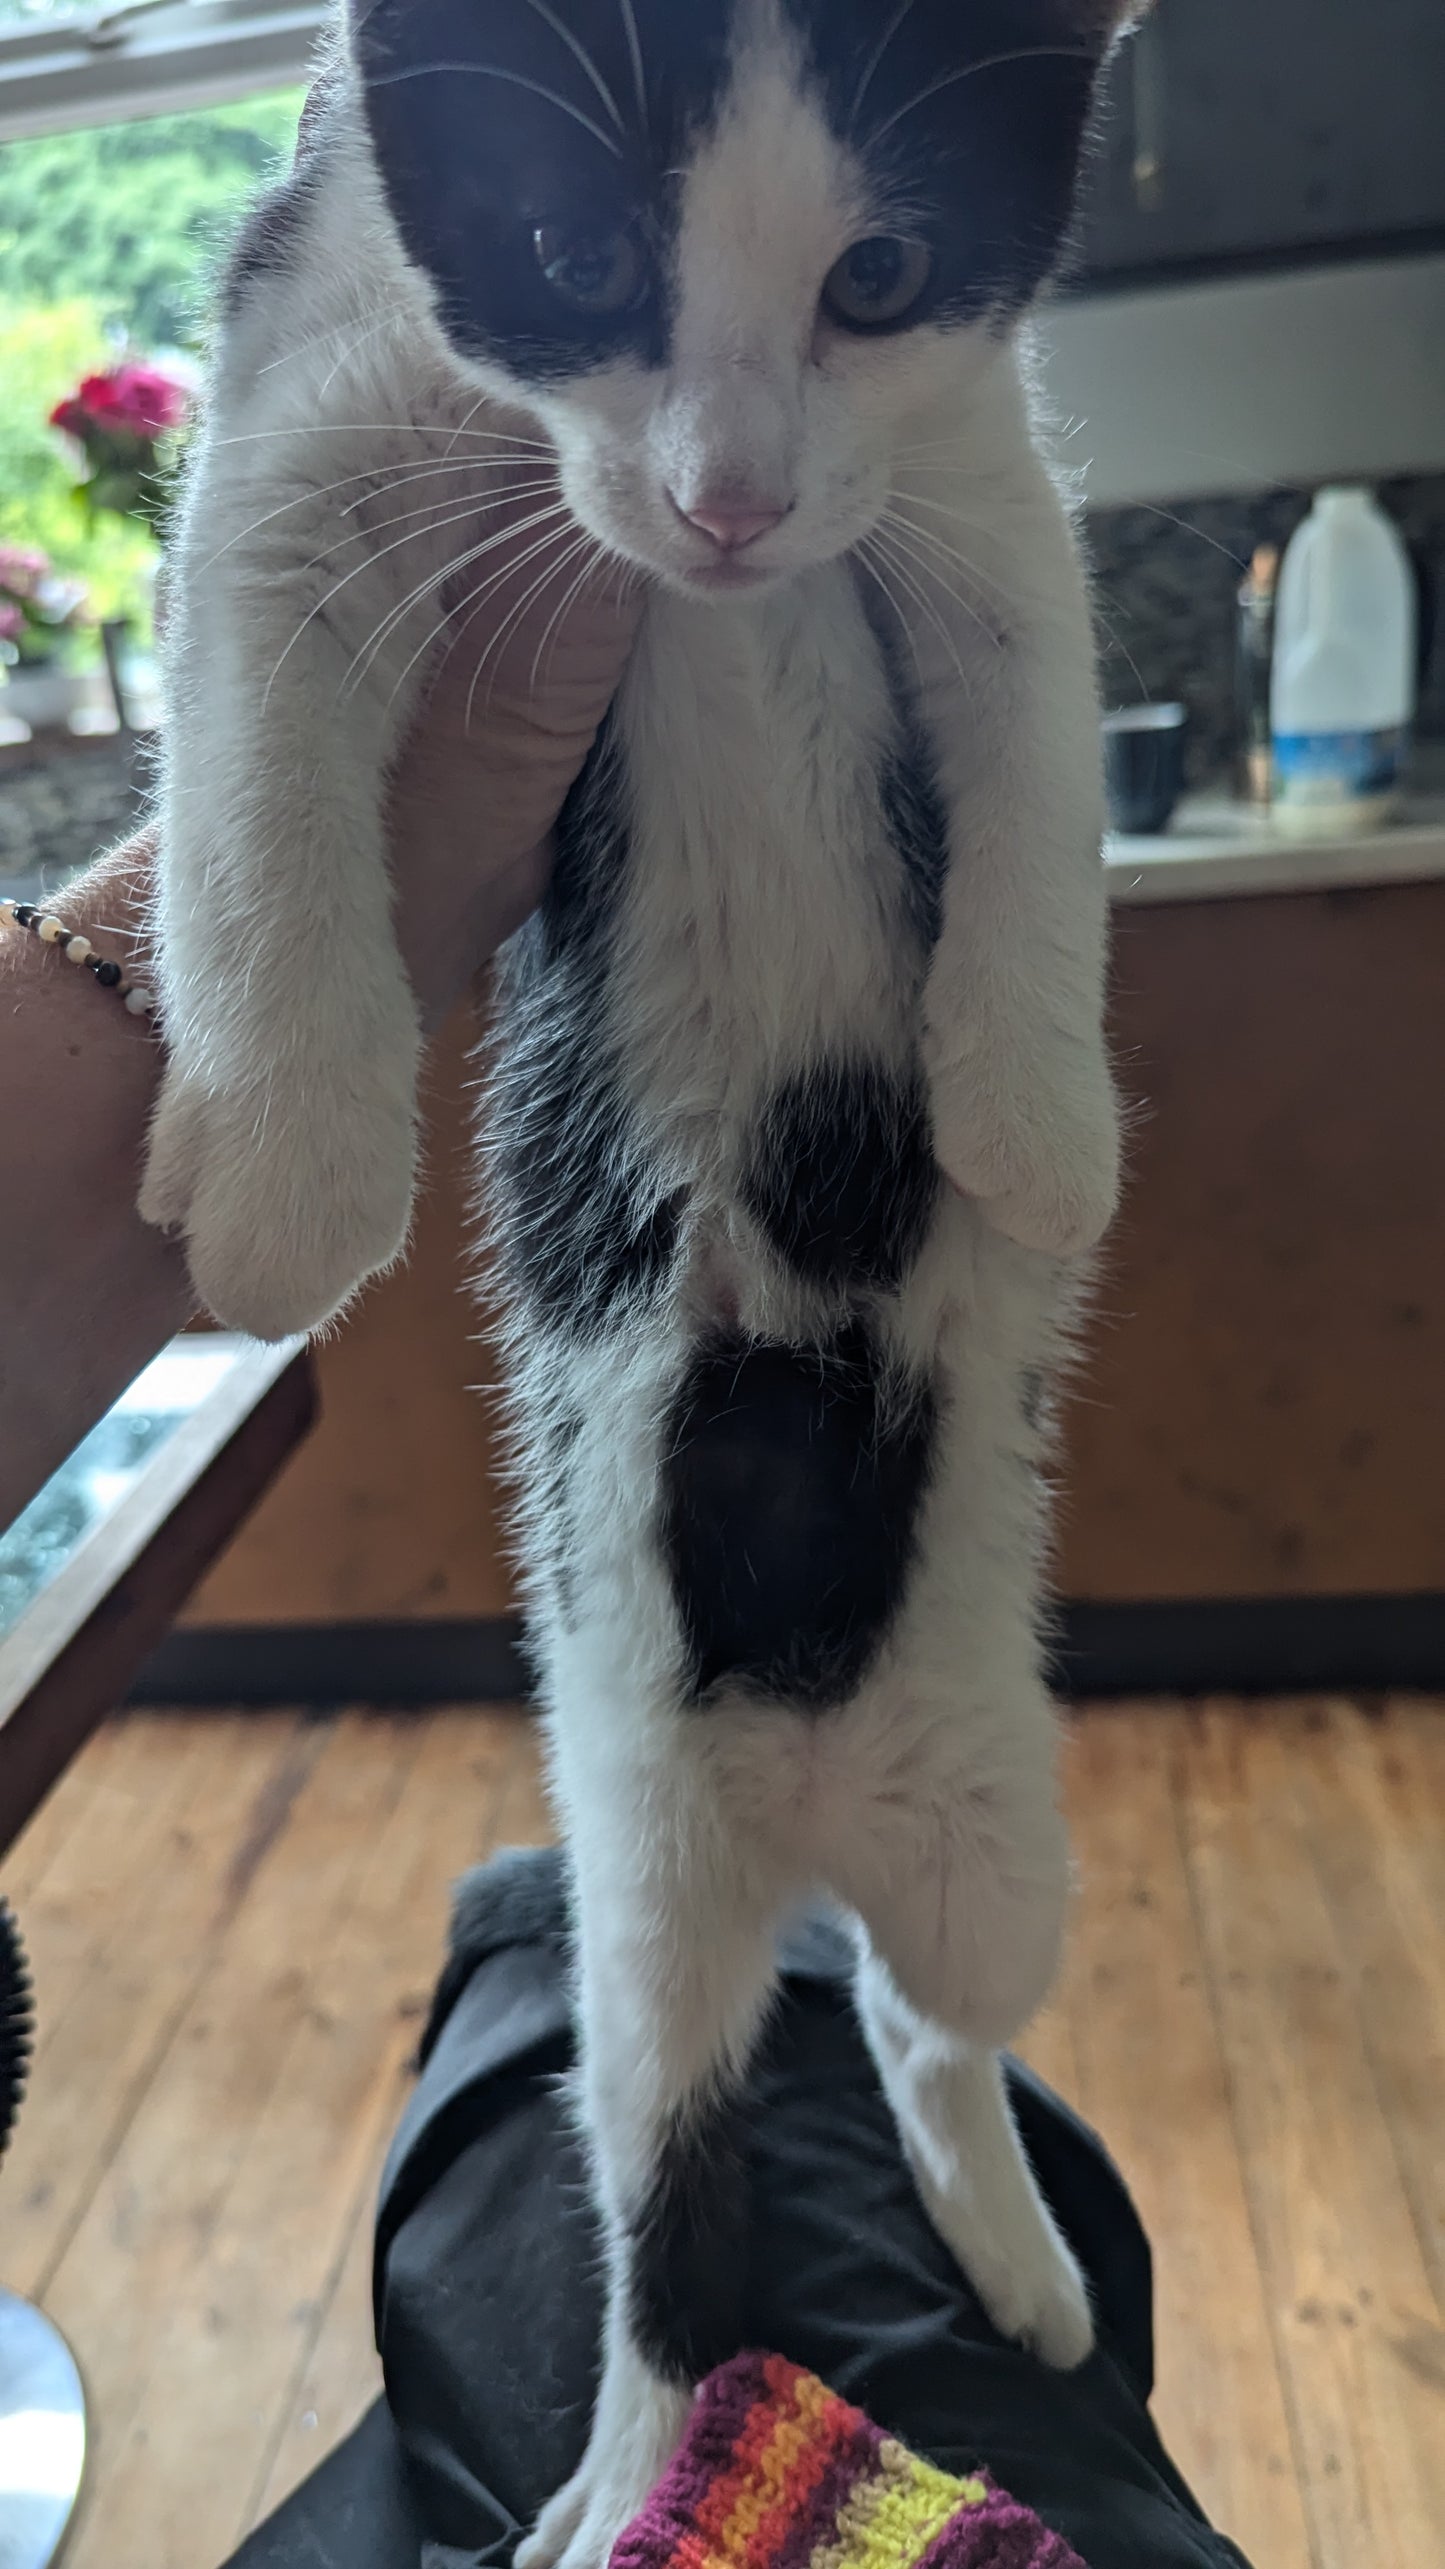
[
  {"xmin": 0, "ymin": 602, "xmax": 22, "ymax": 644},
  {"xmin": 0, "ymin": 544, "xmax": 48, "ymax": 597},
  {"xmin": 111, "ymin": 363, "xmax": 189, "ymax": 434},
  {"xmin": 50, "ymin": 362, "xmax": 190, "ymax": 445},
  {"xmin": 49, "ymin": 393, "xmax": 96, "ymax": 440}
]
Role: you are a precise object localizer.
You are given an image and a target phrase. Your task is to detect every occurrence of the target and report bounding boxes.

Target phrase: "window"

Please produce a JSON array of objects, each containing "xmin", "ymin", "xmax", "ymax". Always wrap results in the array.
[
  {"xmin": 0, "ymin": 0, "xmax": 320, "ymax": 140},
  {"xmin": 0, "ymin": 3, "xmax": 312, "ymax": 666}
]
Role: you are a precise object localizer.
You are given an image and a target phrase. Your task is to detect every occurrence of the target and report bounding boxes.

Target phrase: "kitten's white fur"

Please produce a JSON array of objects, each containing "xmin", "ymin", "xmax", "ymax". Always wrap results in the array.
[{"xmin": 145, "ymin": 8, "xmax": 1126, "ymax": 2559}]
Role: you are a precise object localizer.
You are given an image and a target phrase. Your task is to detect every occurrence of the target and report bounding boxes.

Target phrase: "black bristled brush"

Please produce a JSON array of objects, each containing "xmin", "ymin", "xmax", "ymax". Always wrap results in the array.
[{"xmin": 0, "ymin": 1898, "xmax": 34, "ymax": 2160}]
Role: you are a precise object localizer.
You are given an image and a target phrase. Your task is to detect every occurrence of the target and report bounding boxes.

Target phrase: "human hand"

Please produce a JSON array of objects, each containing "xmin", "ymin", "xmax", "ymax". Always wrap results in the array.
[{"xmin": 385, "ymin": 484, "xmax": 643, "ymax": 1028}]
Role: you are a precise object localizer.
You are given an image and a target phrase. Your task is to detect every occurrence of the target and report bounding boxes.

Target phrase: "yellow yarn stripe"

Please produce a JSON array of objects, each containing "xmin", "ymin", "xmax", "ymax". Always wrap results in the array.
[{"xmin": 807, "ymin": 2435, "xmax": 986, "ymax": 2569}]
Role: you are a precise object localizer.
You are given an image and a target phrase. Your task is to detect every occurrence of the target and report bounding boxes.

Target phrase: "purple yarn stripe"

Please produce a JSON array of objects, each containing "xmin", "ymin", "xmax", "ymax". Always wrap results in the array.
[
  {"xmin": 913, "ymin": 2483, "xmax": 1088, "ymax": 2569},
  {"xmin": 766, "ymin": 2409, "xmax": 880, "ymax": 2569}
]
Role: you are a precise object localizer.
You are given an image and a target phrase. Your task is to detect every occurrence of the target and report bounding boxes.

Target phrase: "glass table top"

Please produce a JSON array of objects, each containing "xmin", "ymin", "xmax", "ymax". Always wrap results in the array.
[{"xmin": 0, "ymin": 1338, "xmax": 245, "ymax": 1641}]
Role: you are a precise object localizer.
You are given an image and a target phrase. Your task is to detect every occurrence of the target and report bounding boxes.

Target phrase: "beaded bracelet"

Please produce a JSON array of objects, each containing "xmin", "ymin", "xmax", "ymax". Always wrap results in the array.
[{"xmin": 0, "ymin": 896, "xmax": 155, "ymax": 1019}]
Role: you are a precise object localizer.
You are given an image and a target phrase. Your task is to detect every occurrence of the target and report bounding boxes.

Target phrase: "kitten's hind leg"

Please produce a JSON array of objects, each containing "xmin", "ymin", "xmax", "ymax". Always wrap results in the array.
[
  {"xmin": 845, "ymin": 1753, "xmax": 1093, "ymax": 2371},
  {"xmin": 518, "ymin": 1757, "xmax": 780, "ymax": 2569}
]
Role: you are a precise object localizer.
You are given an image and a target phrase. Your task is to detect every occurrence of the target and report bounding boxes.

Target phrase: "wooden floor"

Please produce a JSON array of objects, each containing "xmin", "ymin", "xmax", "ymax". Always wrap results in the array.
[{"xmin": 2, "ymin": 1698, "xmax": 1441, "ymax": 2569}]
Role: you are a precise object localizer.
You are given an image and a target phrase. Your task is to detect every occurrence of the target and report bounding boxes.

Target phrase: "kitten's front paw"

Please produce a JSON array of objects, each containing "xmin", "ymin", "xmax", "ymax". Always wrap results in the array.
[
  {"xmin": 141, "ymin": 1058, "xmax": 416, "ymax": 1338},
  {"xmin": 517, "ymin": 2388, "xmax": 690, "ymax": 2569},
  {"xmin": 926, "ymin": 1035, "xmax": 1120, "ymax": 1262}
]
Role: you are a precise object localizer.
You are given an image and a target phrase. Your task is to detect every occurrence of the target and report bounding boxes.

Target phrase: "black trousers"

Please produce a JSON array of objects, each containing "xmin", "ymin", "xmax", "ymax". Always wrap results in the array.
[{"xmin": 229, "ymin": 1848, "xmax": 1253, "ymax": 2569}]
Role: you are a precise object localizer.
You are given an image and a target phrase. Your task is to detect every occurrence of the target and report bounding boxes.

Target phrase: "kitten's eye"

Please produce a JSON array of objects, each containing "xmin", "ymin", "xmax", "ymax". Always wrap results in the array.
[
  {"xmin": 822, "ymin": 235, "xmax": 933, "ymax": 330},
  {"xmin": 533, "ymin": 222, "xmax": 646, "ymax": 316}
]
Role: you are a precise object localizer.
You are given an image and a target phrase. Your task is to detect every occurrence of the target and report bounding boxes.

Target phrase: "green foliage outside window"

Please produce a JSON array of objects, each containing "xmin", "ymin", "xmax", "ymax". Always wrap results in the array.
[{"xmin": 0, "ymin": 86, "xmax": 303, "ymax": 643}]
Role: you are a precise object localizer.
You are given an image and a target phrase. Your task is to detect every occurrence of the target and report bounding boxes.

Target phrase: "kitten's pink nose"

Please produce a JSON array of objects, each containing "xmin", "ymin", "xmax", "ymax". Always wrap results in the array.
[{"xmin": 672, "ymin": 492, "xmax": 788, "ymax": 552}]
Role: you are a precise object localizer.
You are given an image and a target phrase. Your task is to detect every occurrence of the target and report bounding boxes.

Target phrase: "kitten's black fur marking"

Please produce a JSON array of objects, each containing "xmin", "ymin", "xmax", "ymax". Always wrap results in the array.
[
  {"xmin": 662, "ymin": 1326, "xmax": 938, "ymax": 1711},
  {"xmin": 742, "ymin": 1060, "xmax": 938, "ymax": 1293},
  {"xmin": 354, "ymin": 0, "xmax": 734, "ymax": 379},
  {"xmin": 790, "ymin": 0, "xmax": 1106, "ymax": 322},
  {"xmin": 354, "ymin": 0, "xmax": 1112, "ymax": 381},
  {"xmin": 494, "ymin": 726, "xmax": 685, "ymax": 1334},
  {"xmin": 860, "ymin": 575, "xmax": 954, "ymax": 951},
  {"xmin": 627, "ymin": 2090, "xmax": 750, "ymax": 2386},
  {"xmin": 220, "ymin": 71, "xmax": 335, "ymax": 315}
]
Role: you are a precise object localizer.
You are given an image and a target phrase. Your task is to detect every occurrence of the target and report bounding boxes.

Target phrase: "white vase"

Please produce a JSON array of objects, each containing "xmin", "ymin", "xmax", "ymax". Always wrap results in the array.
[{"xmin": 0, "ymin": 662, "xmax": 86, "ymax": 734}]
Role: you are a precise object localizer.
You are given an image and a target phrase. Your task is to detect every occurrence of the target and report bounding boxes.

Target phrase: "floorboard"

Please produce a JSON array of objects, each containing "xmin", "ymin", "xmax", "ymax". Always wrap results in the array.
[
  {"xmin": 1042, "ymin": 1709, "xmax": 1313, "ymax": 2568},
  {"xmin": 0, "ymin": 1695, "xmax": 1440, "ymax": 2569},
  {"xmin": 1178, "ymin": 1700, "xmax": 1445, "ymax": 2567}
]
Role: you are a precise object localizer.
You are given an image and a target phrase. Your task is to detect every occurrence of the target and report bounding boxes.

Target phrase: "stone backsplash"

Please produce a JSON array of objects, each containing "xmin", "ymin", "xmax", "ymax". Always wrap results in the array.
[
  {"xmin": 0, "ymin": 734, "xmax": 149, "ymax": 900},
  {"xmin": 1087, "ymin": 471, "xmax": 1445, "ymax": 787}
]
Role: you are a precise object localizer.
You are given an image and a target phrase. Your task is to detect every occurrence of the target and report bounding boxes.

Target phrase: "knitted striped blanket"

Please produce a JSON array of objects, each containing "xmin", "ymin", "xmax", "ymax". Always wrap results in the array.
[{"xmin": 612, "ymin": 2354, "xmax": 1088, "ymax": 2569}]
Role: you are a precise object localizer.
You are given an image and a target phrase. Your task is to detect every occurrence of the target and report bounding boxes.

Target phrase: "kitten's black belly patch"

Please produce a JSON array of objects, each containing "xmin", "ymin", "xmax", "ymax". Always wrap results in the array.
[
  {"xmin": 501, "ymin": 1040, "xmax": 685, "ymax": 1332},
  {"xmin": 493, "ymin": 724, "xmax": 684, "ymax": 1335},
  {"xmin": 742, "ymin": 1059, "xmax": 938, "ymax": 1292},
  {"xmin": 661, "ymin": 1325, "xmax": 937, "ymax": 1712}
]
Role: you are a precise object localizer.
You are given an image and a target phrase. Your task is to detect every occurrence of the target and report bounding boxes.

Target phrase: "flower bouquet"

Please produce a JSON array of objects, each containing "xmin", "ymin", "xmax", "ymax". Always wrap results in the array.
[
  {"xmin": 0, "ymin": 543, "xmax": 88, "ymax": 666},
  {"xmin": 49, "ymin": 361, "xmax": 192, "ymax": 538}
]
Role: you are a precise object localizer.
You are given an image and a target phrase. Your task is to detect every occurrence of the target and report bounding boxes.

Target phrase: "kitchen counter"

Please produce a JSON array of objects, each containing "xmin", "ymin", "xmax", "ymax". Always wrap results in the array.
[
  {"xmin": 1107, "ymin": 785, "xmax": 1445, "ymax": 905},
  {"xmin": 8, "ymin": 730, "xmax": 1445, "ymax": 916}
]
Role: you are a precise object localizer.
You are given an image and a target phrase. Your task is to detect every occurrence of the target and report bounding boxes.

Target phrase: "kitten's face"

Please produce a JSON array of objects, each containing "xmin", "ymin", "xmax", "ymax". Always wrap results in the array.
[{"xmin": 357, "ymin": 0, "xmax": 1133, "ymax": 596}]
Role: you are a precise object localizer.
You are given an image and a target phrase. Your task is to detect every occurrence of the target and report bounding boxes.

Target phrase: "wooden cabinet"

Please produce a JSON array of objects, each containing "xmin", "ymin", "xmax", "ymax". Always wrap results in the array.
[
  {"xmin": 180, "ymin": 1006, "xmax": 513, "ymax": 1631},
  {"xmin": 1058, "ymin": 876, "xmax": 1445, "ymax": 1602},
  {"xmin": 1076, "ymin": 1, "xmax": 1445, "ymax": 286}
]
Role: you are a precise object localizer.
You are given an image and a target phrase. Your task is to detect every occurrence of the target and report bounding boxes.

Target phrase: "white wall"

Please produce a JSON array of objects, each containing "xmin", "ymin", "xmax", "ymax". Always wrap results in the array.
[{"xmin": 1035, "ymin": 253, "xmax": 1445, "ymax": 506}]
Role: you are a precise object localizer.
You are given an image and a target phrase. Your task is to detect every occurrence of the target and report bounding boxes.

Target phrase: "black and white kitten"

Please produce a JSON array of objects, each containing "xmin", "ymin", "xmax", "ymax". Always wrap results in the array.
[{"xmin": 145, "ymin": 5, "xmax": 1135, "ymax": 2557}]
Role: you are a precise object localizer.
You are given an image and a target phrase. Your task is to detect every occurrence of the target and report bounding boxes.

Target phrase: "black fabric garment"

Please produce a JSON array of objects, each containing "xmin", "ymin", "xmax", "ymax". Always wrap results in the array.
[{"xmin": 230, "ymin": 1846, "xmax": 1252, "ymax": 2569}]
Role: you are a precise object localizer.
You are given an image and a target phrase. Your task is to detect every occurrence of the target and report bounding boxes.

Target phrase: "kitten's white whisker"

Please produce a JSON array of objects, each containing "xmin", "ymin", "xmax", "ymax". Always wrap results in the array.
[
  {"xmin": 315, "ymin": 306, "xmax": 406, "ymax": 403},
  {"xmin": 198, "ymin": 457, "xmax": 554, "ymax": 575},
  {"xmin": 308, "ymin": 479, "xmax": 562, "ymax": 572},
  {"xmin": 211, "ymin": 425, "xmax": 553, "ymax": 451},
  {"xmin": 879, "ymin": 503, "xmax": 1002, "ymax": 624},
  {"xmin": 529, "ymin": 537, "xmax": 605, "ymax": 692},
  {"xmin": 256, "ymin": 302, "xmax": 406, "ymax": 378},
  {"xmin": 868, "ymin": 46, "xmax": 1096, "ymax": 147},
  {"xmin": 366, "ymin": 62, "xmax": 624, "ymax": 159},
  {"xmin": 1129, "ymin": 501, "xmax": 1250, "ymax": 570},
  {"xmin": 389, "ymin": 515, "xmax": 589, "ymax": 706},
  {"xmin": 1087, "ymin": 600, "xmax": 1154, "ymax": 708},
  {"xmin": 266, "ymin": 491, "xmax": 569, "ymax": 707},
  {"xmin": 466, "ymin": 530, "xmax": 597, "ymax": 726},
  {"xmin": 886, "ymin": 500, "xmax": 1022, "ymax": 612},
  {"xmin": 346, "ymin": 500, "xmax": 574, "ymax": 695},
  {"xmin": 519, "ymin": 0, "xmax": 626, "ymax": 133},
  {"xmin": 375, "ymin": 511, "xmax": 587, "ymax": 708},
  {"xmin": 443, "ymin": 386, "xmax": 499, "ymax": 460},
  {"xmin": 617, "ymin": 0, "xmax": 647, "ymax": 126},
  {"xmin": 850, "ymin": 0, "xmax": 920, "ymax": 121},
  {"xmin": 856, "ymin": 539, "xmax": 930, "ymax": 698},
  {"xmin": 881, "ymin": 510, "xmax": 1004, "ymax": 651},
  {"xmin": 866, "ymin": 526, "xmax": 974, "ymax": 703},
  {"xmin": 338, "ymin": 457, "xmax": 560, "ymax": 516}
]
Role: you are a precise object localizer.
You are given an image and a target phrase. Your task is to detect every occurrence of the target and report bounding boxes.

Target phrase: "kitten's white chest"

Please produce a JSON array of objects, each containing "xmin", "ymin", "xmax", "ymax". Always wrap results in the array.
[{"xmin": 612, "ymin": 567, "xmax": 923, "ymax": 1156}]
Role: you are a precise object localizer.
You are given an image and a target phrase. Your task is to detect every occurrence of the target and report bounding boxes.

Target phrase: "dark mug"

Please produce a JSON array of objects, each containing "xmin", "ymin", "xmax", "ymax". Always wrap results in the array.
[{"xmin": 1102, "ymin": 703, "xmax": 1188, "ymax": 835}]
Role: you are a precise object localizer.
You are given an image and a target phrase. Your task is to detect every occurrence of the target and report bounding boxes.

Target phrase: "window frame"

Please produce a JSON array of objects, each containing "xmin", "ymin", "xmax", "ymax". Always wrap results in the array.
[{"xmin": 0, "ymin": 0, "xmax": 324, "ymax": 143}]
